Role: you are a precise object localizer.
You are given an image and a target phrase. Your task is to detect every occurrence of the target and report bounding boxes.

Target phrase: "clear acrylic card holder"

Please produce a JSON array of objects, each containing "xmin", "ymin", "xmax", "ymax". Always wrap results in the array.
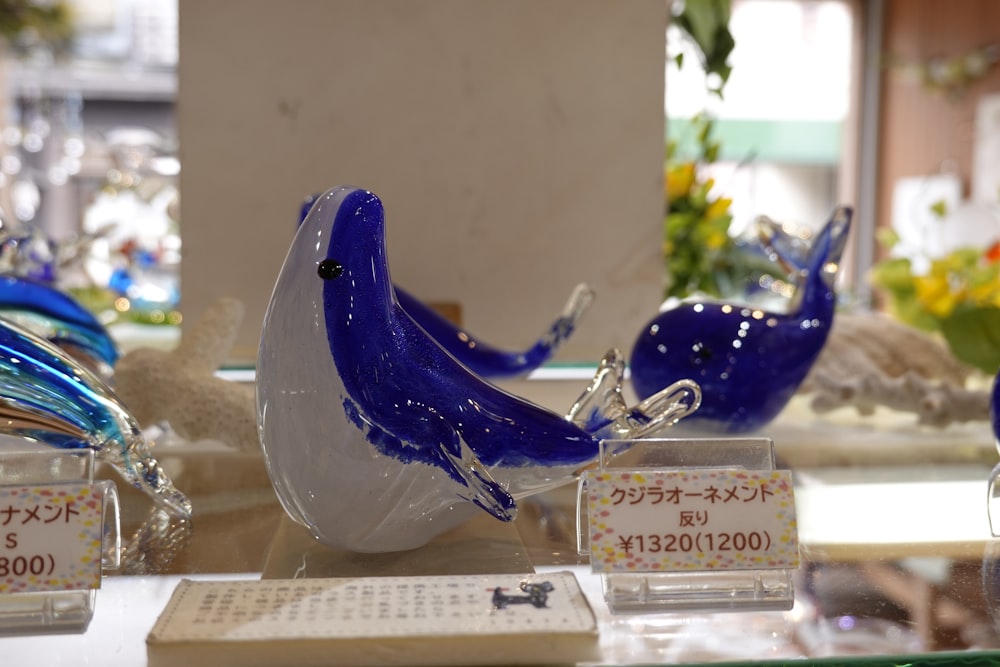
[
  {"xmin": 0, "ymin": 446, "xmax": 120, "ymax": 635},
  {"xmin": 989, "ymin": 460, "xmax": 1000, "ymax": 537},
  {"xmin": 577, "ymin": 437, "xmax": 798, "ymax": 614}
]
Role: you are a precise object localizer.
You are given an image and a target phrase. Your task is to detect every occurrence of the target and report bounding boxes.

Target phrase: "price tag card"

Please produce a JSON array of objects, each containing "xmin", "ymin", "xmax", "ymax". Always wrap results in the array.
[
  {"xmin": 586, "ymin": 469, "xmax": 799, "ymax": 573},
  {"xmin": 0, "ymin": 483, "xmax": 107, "ymax": 594}
]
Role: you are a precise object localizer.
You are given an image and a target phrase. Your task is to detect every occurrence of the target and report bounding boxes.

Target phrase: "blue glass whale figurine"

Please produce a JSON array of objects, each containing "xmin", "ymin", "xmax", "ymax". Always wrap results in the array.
[
  {"xmin": 299, "ymin": 193, "xmax": 593, "ymax": 379},
  {"xmin": 0, "ymin": 274, "xmax": 119, "ymax": 374},
  {"xmin": 258, "ymin": 186, "xmax": 701, "ymax": 553},
  {"xmin": 630, "ymin": 206, "xmax": 852, "ymax": 434},
  {"xmin": 0, "ymin": 316, "xmax": 191, "ymax": 517}
]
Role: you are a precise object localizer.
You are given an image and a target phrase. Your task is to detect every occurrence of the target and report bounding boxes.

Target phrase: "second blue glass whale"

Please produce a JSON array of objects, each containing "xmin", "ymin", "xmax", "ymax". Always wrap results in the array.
[{"xmin": 630, "ymin": 206, "xmax": 853, "ymax": 433}]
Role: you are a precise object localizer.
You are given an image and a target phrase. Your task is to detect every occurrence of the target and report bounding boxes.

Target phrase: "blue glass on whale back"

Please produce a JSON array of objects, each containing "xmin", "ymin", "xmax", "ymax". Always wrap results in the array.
[{"xmin": 298, "ymin": 192, "xmax": 591, "ymax": 379}]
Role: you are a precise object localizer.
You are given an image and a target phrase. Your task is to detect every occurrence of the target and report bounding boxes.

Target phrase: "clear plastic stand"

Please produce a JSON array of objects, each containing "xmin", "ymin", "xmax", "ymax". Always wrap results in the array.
[
  {"xmin": 0, "ymin": 447, "xmax": 120, "ymax": 635},
  {"xmin": 577, "ymin": 437, "xmax": 797, "ymax": 614},
  {"xmin": 989, "ymin": 461, "xmax": 1000, "ymax": 537}
]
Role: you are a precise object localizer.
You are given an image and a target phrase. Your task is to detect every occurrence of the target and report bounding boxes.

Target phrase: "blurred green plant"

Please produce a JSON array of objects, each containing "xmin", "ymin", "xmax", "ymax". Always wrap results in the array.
[
  {"xmin": 69, "ymin": 284, "xmax": 183, "ymax": 327},
  {"xmin": 672, "ymin": 0, "xmax": 735, "ymax": 98},
  {"xmin": 870, "ymin": 214, "xmax": 1000, "ymax": 374},
  {"xmin": 663, "ymin": 1, "xmax": 744, "ymax": 300},
  {"xmin": 664, "ymin": 113, "xmax": 759, "ymax": 300},
  {"xmin": 0, "ymin": 1, "xmax": 73, "ymax": 52}
]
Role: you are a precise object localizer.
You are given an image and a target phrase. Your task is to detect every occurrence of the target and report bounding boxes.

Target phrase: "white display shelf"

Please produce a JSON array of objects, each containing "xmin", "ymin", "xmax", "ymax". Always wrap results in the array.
[{"xmin": 0, "ymin": 367, "xmax": 997, "ymax": 664}]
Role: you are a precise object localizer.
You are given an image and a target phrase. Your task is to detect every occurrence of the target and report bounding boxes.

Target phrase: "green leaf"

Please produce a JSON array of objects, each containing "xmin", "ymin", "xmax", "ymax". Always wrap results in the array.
[
  {"xmin": 929, "ymin": 199, "xmax": 949, "ymax": 219},
  {"xmin": 673, "ymin": 0, "xmax": 735, "ymax": 96},
  {"xmin": 703, "ymin": 141, "xmax": 720, "ymax": 163},
  {"xmin": 696, "ymin": 115, "xmax": 714, "ymax": 144},
  {"xmin": 674, "ymin": 0, "xmax": 719, "ymax": 53},
  {"xmin": 876, "ymin": 227, "xmax": 900, "ymax": 249},
  {"xmin": 939, "ymin": 307, "xmax": 1000, "ymax": 374},
  {"xmin": 869, "ymin": 256, "xmax": 915, "ymax": 290}
]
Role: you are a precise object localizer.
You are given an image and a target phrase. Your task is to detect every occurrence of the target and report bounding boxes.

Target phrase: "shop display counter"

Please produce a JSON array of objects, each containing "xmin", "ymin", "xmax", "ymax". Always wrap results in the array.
[{"xmin": 2, "ymin": 372, "xmax": 999, "ymax": 665}]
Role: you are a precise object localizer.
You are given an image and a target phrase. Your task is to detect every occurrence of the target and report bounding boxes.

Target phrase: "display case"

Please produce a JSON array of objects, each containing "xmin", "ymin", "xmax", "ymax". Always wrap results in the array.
[
  {"xmin": 2, "ymin": 0, "xmax": 995, "ymax": 663},
  {"xmin": 0, "ymin": 368, "xmax": 996, "ymax": 665}
]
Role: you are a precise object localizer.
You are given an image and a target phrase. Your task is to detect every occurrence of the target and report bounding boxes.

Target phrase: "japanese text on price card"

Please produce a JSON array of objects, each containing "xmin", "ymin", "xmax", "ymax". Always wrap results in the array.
[
  {"xmin": 586, "ymin": 469, "xmax": 799, "ymax": 573},
  {"xmin": 0, "ymin": 484, "xmax": 106, "ymax": 594}
]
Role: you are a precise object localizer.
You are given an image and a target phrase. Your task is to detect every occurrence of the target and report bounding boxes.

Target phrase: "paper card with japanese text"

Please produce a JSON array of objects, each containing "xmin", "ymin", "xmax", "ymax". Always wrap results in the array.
[
  {"xmin": 0, "ymin": 483, "xmax": 106, "ymax": 593},
  {"xmin": 586, "ymin": 469, "xmax": 799, "ymax": 573}
]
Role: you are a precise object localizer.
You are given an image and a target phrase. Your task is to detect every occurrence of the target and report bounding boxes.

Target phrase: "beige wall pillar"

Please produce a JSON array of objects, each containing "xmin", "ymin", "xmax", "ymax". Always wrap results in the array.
[{"xmin": 178, "ymin": 0, "xmax": 667, "ymax": 364}]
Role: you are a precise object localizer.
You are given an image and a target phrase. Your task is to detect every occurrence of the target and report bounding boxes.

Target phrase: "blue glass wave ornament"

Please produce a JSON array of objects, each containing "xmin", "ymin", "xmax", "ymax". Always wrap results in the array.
[
  {"xmin": 298, "ymin": 193, "xmax": 593, "ymax": 379},
  {"xmin": 0, "ymin": 274, "xmax": 120, "ymax": 375},
  {"xmin": 630, "ymin": 206, "xmax": 853, "ymax": 434},
  {"xmin": 258, "ymin": 186, "xmax": 701, "ymax": 553},
  {"xmin": 0, "ymin": 316, "xmax": 191, "ymax": 518}
]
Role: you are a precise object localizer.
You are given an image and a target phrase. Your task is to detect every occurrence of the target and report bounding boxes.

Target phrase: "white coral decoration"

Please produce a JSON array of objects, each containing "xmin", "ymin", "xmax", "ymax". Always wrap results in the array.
[
  {"xmin": 114, "ymin": 297, "xmax": 259, "ymax": 452},
  {"xmin": 799, "ymin": 312, "xmax": 989, "ymax": 428}
]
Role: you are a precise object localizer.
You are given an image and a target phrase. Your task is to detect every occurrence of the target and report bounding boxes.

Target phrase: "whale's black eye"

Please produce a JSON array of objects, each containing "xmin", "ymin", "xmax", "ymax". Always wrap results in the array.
[
  {"xmin": 317, "ymin": 259, "xmax": 344, "ymax": 280},
  {"xmin": 691, "ymin": 341, "xmax": 712, "ymax": 364}
]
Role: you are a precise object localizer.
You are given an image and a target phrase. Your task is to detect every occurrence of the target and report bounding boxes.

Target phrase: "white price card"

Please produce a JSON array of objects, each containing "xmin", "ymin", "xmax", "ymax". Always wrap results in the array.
[
  {"xmin": 0, "ymin": 483, "xmax": 107, "ymax": 593},
  {"xmin": 586, "ymin": 469, "xmax": 799, "ymax": 573}
]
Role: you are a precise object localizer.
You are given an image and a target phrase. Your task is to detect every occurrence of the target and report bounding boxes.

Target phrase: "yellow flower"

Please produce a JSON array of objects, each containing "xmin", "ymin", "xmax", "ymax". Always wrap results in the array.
[
  {"xmin": 705, "ymin": 228, "xmax": 727, "ymax": 250},
  {"xmin": 969, "ymin": 279, "xmax": 1000, "ymax": 306},
  {"xmin": 665, "ymin": 162, "xmax": 696, "ymax": 202},
  {"xmin": 704, "ymin": 197, "xmax": 732, "ymax": 221},
  {"xmin": 914, "ymin": 274, "xmax": 961, "ymax": 318}
]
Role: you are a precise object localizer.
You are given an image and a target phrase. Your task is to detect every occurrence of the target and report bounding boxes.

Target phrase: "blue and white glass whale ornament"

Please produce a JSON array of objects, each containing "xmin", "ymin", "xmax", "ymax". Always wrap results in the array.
[
  {"xmin": 0, "ymin": 316, "xmax": 191, "ymax": 518},
  {"xmin": 258, "ymin": 186, "xmax": 701, "ymax": 553},
  {"xmin": 0, "ymin": 274, "xmax": 120, "ymax": 375},
  {"xmin": 298, "ymin": 192, "xmax": 594, "ymax": 379},
  {"xmin": 629, "ymin": 206, "xmax": 853, "ymax": 434}
]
